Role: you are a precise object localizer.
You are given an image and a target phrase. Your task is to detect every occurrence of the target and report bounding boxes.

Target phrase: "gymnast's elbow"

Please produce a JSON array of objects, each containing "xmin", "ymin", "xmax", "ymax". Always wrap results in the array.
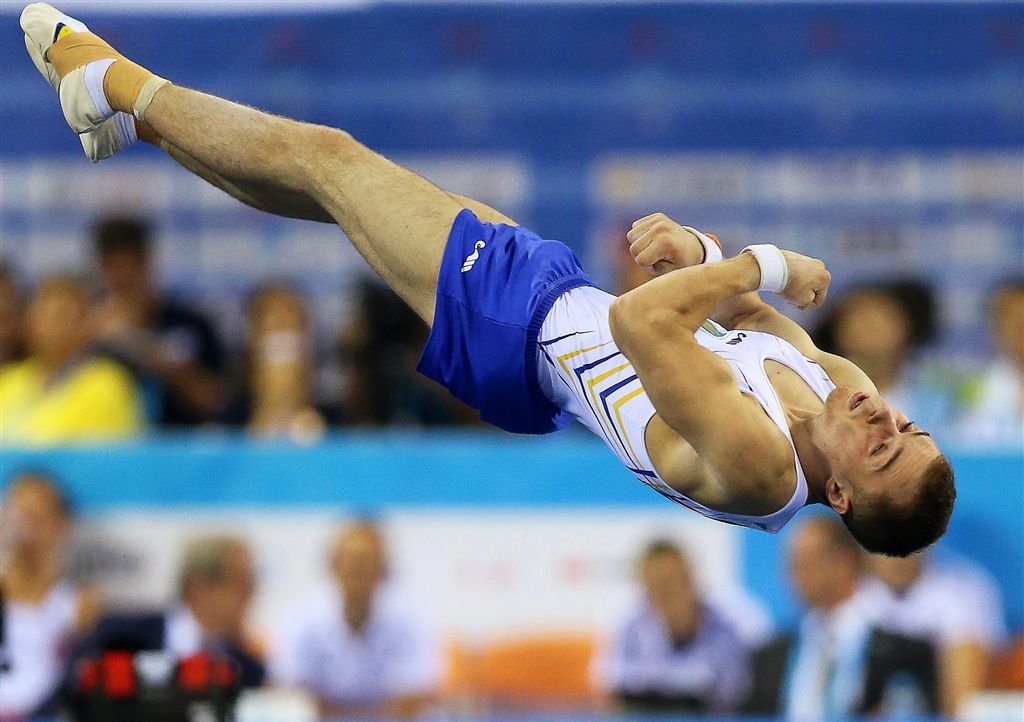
[{"xmin": 609, "ymin": 294, "xmax": 680, "ymax": 356}]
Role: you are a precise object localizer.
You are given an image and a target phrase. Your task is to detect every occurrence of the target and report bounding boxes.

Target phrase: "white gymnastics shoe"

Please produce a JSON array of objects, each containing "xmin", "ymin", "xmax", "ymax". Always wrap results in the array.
[{"xmin": 21, "ymin": 3, "xmax": 138, "ymax": 161}]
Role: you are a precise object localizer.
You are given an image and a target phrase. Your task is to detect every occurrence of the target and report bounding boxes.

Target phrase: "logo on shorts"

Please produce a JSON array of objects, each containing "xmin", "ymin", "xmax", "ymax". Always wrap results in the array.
[{"xmin": 461, "ymin": 240, "xmax": 486, "ymax": 273}]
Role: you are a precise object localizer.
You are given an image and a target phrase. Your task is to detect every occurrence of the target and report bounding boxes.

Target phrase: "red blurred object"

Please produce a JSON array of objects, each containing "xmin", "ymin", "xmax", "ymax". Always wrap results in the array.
[
  {"xmin": 177, "ymin": 654, "xmax": 212, "ymax": 691},
  {"xmin": 101, "ymin": 652, "xmax": 136, "ymax": 697},
  {"xmin": 78, "ymin": 660, "xmax": 100, "ymax": 694}
]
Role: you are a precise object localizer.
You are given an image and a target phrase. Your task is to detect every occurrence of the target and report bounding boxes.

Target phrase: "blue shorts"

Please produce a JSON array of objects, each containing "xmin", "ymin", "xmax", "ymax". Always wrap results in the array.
[{"xmin": 417, "ymin": 209, "xmax": 595, "ymax": 434}]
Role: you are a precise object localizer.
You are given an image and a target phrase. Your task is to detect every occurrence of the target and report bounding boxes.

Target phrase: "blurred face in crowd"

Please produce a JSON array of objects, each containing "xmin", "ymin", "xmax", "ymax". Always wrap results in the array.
[
  {"xmin": 640, "ymin": 548, "xmax": 700, "ymax": 636},
  {"xmin": 0, "ymin": 475, "xmax": 69, "ymax": 561},
  {"xmin": 990, "ymin": 285, "xmax": 1024, "ymax": 367},
  {"xmin": 787, "ymin": 518, "xmax": 861, "ymax": 610},
  {"xmin": 832, "ymin": 290, "xmax": 912, "ymax": 378},
  {"xmin": 26, "ymin": 277, "xmax": 90, "ymax": 368},
  {"xmin": 867, "ymin": 552, "xmax": 925, "ymax": 593},
  {"xmin": 332, "ymin": 525, "xmax": 386, "ymax": 607},
  {"xmin": 100, "ymin": 247, "xmax": 152, "ymax": 303},
  {"xmin": 250, "ymin": 286, "xmax": 308, "ymax": 339},
  {"xmin": 184, "ymin": 543, "xmax": 256, "ymax": 638}
]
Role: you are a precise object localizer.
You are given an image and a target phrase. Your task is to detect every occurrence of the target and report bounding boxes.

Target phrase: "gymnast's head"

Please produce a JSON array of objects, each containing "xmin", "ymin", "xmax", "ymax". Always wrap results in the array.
[{"xmin": 813, "ymin": 385, "xmax": 955, "ymax": 557}]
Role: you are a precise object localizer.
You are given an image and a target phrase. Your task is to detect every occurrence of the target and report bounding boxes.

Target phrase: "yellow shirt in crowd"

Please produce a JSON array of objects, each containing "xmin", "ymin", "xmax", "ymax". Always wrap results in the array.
[{"xmin": 0, "ymin": 358, "xmax": 145, "ymax": 446}]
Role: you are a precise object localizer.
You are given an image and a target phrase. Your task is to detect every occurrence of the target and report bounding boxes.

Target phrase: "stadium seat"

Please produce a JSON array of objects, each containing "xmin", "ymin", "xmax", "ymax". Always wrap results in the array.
[
  {"xmin": 476, "ymin": 632, "xmax": 598, "ymax": 710},
  {"xmin": 987, "ymin": 634, "xmax": 1024, "ymax": 690}
]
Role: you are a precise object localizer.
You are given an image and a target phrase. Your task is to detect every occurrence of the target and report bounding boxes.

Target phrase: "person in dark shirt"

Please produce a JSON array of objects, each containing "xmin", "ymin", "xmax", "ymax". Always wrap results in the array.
[
  {"xmin": 0, "ymin": 263, "xmax": 25, "ymax": 366},
  {"xmin": 745, "ymin": 516, "xmax": 939, "ymax": 718},
  {"xmin": 68, "ymin": 535, "xmax": 264, "ymax": 689},
  {"xmin": 91, "ymin": 216, "xmax": 226, "ymax": 426}
]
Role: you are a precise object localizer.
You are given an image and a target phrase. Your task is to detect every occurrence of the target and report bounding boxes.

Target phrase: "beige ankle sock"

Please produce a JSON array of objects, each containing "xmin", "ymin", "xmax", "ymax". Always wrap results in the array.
[
  {"xmin": 47, "ymin": 31, "xmax": 118, "ymax": 76},
  {"xmin": 49, "ymin": 31, "xmax": 168, "ymax": 117},
  {"xmin": 104, "ymin": 59, "xmax": 167, "ymax": 117}
]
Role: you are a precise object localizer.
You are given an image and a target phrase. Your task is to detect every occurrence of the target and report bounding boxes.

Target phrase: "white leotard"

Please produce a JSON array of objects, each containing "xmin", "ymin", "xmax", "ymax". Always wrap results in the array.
[{"xmin": 536, "ymin": 286, "xmax": 836, "ymax": 533}]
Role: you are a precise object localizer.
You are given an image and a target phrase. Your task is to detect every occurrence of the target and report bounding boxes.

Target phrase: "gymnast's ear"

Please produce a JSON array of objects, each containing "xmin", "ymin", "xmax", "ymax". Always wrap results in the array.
[{"xmin": 825, "ymin": 476, "xmax": 850, "ymax": 514}]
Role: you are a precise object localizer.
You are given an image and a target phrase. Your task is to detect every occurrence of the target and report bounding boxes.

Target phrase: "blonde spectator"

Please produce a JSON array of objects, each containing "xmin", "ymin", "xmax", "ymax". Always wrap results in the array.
[
  {"xmin": 861, "ymin": 552, "xmax": 1007, "ymax": 716},
  {"xmin": 270, "ymin": 521, "xmax": 442, "ymax": 720},
  {"xmin": 0, "ymin": 274, "xmax": 144, "ymax": 445},
  {"xmin": 245, "ymin": 284, "xmax": 325, "ymax": 441},
  {"xmin": 0, "ymin": 472, "xmax": 101, "ymax": 719}
]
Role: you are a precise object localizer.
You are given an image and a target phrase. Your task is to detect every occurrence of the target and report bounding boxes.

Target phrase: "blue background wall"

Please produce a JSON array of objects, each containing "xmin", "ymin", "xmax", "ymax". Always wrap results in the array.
[
  {"xmin": 2, "ymin": 437, "xmax": 1021, "ymax": 631},
  {"xmin": 2, "ymin": 2, "xmax": 1022, "ymax": 351}
]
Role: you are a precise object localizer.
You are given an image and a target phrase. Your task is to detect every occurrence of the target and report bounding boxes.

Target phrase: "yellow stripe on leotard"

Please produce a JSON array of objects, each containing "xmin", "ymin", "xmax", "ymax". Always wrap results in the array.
[
  {"xmin": 612, "ymin": 386, "xmax": 645, "ymax": 466},
  {"xmin": 555, "ymin": 342, "xmax": 612, "ymax": 376}
]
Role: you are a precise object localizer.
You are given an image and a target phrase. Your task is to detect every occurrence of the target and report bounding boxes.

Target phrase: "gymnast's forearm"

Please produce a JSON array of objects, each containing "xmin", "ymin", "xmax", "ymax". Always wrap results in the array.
[
  {"xmin": 613, "ymin": 254, "xmax": 763, "ymax": 337},
  {"xmin": 161, "ymin": 140, "xmax": 334, "ymax": 223}
]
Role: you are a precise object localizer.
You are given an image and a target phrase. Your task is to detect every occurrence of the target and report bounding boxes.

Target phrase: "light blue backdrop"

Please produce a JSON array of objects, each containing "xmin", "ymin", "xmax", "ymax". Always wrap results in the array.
[{"xmin": 2, "ymin": 434, "xmax": 1020, "ymax": 631}]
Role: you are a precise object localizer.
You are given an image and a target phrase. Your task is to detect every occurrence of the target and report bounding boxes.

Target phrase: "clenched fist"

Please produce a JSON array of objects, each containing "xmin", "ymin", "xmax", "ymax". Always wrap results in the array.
[
  {"xmin": 625, "ymin": 213, "xmax": 717, "ymax": 275},
  {"xmin": 779, "ymin": 250, "xmax": 831, "ymax": 310}
]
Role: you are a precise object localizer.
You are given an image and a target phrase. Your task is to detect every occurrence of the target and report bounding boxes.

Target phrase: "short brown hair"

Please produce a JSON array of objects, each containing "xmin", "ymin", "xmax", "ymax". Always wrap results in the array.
[
  {"xmin": 94, "ymin": 216, "xmax": 151, "ymax": 258},
  {"xmin": 843, "ymin": 454, "xmax": 956, "ymax": 557},
  {"xmin": 177, "ymin": 535, "xmax": 248, "ymax": 599}
]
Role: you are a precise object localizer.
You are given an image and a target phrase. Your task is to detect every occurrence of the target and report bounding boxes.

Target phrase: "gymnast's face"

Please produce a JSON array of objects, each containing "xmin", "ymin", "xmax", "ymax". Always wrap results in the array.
[{"xmin": 818, "ymin": 385, "xmax": 940, "ymax": 513}]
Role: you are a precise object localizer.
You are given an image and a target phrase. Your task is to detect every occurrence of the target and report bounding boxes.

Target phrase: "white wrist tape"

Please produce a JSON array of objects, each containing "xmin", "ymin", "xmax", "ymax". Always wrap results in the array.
[
  {"xmin": 682, "ymin": 226, "xmax": 723, "ymax": 264},
  {"xmin": 743, "ymin": 244, "xmax": 789, "ymax": 293}
]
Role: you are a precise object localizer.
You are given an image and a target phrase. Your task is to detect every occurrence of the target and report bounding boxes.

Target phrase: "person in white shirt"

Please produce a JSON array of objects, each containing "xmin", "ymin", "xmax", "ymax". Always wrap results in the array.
[
  {"xmin": 862, "ymin": 552, "xmax": 1008, "ymax": 716},
  {"xmin": 957, "ymin": 280, "xmax": 1023, "ymax": 445},
  {"xmin": 0, "ymin": 471, "xmax": 100, "ymax": 720},
  {"xmin": 595, "ymin": 538, "xmax": 763, "ymax": 714},
  {"xmin": 270, "ymin": 522, "xmax": 442, "ymax": 720}
]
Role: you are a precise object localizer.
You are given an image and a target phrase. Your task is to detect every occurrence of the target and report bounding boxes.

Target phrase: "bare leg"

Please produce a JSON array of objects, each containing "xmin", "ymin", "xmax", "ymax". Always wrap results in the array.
[
  {"xmin": 144, "ymin": 85, "xmax": 461, "ymax": 322},
  {"xmin": 32, "ymin": 6, "xmax": 514, "ymax": 321},
  {"xmin": 159, "ymin": 137, "xmax": 518, "ymax": 228}
]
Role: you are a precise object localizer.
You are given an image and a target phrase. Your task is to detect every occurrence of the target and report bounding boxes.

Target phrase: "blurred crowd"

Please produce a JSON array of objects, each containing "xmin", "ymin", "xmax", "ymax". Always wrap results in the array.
[
  {"xmin": 0, "ymin": 216, "xmax": 477, "ymax": 447},
  {"xmin": 1, "ymin": 216, "xmax": 1022, "ymax": 446},
  {"xmin": 1, "ymin": 470, "xmax": 1021, "ymax": 721}
]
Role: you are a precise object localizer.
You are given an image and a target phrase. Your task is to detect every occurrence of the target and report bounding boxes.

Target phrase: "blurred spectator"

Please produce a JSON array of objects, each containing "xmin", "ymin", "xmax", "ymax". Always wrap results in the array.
[
  {"xmin": 222, "ymin": 284, "xmax": 329, "ymax": 441},
  {"xmin": 745, "ymin": 516, "xmax": 939, "ymax": 719},
  {"xmin": 861, "ymin": 552, "xmax": 1008, "ymax": 715},
  {"xmin": 72, "ymin": 535, "xmax": 264, "ymax": 687},
  {"xmin": 813, "ymin": 281, "xmax": 955, "ymax": 429},
  {"xmin": 92, "ymin": 216, "xmax": 227, "ymax": 426},
  {"xmin": 338, "ymin": 278, "xmax": 479, "ymax": 426},
  {"xmin": 0, "ymin": 471, "xmax": 100, "ymax": 720},
  {"xmin": 957, "ymin": 279, "xmax": 1024, "ymax": 445},
  {"xmin": 594, "ymin": 539, "xmax": 755, "ymax": 715},
  {"xmin": 0, "ymin": 274, "xmax": 144, "ymax": 445},
  {"xmin": 0, "ymin": 264, "xmax": 25, "ymax": 366},
  {"xmin": 270, "ymin": 521, "xmax": 442, "ymax": 719}
]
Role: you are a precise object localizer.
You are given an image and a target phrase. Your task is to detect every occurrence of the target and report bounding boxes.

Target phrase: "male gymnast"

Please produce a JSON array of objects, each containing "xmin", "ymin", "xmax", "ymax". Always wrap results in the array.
[{"xmin": 20, "ymin": 4, "xmax": 954, "ymax": 556}]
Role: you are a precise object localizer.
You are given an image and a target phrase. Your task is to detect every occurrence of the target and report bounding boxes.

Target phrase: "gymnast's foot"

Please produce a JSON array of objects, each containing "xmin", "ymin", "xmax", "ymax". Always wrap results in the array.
[{"xmin": 20, "ymin": 2, "xmax": 168, "ymax": 143}]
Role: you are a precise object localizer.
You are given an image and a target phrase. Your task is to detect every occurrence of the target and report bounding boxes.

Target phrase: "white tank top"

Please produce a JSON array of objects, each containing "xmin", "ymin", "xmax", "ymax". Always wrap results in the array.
[
  {"xmin": 0, "ymin": 580, "xmax": 79, "ymax": 717},
  {"xmin": 536, "ymin": 286, "xmax": 836, "ymax": 533}
]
